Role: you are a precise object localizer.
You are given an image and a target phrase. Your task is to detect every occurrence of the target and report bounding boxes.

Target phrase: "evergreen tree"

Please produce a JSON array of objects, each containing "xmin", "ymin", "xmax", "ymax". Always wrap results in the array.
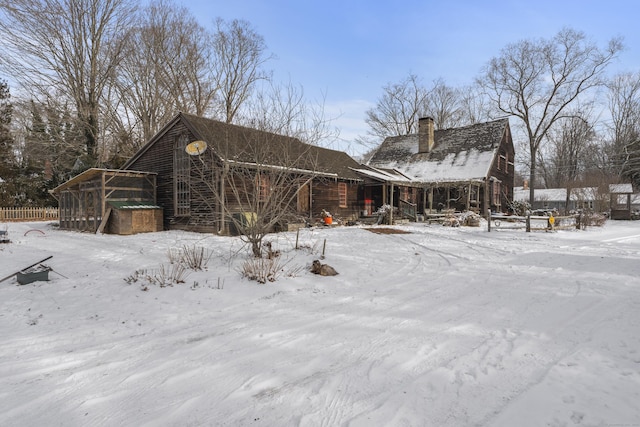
[
  {"xmin": 0, "ymin": 79, "xmax": 18, "ymax": 206},
  {"xmin": 17, "ymin": 100, "xmax": 85, "ymax": 206}
]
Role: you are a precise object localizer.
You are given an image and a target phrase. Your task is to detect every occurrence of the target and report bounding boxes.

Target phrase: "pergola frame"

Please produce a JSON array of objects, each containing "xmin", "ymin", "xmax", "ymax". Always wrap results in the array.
[{"xmin": 51, "ymin": 169, "xmax": 157, "ymax": 232}]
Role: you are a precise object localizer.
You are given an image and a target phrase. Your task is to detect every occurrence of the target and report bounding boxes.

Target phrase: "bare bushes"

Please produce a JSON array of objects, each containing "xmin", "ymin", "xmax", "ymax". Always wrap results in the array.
[
  {"xmin": 240, "ymin": 257, "xmax": 284, "ymax": 284},
  {"xmin": 240, "ymin": 240, "xmax": 304, "ymax": 284},
  {"xmin": 126, "ymin": 244, "xmax": 212, "ymax": 290},
  {"xmin": 579, "ymin": 211, "xmax": 607, "ymax": 228},
  {"xmin": 124, "ymin": 265, "xmax": 189, "ymax": 290},
  {"xmin": 169, "ymin": 245, "xmax": 212, "ymax": 270}
]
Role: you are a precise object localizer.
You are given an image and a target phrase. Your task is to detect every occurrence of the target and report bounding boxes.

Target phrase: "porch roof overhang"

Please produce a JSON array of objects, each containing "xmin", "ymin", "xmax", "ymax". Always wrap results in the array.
[
  {"xmin": 352, "ymin": 165, "xmax": 488, "ymax": 188},
  {"xmin": 226, "ymin": 159, "xmax": 363, "ymax": 182},
  {"xmin": 50, "ymin": 168, "xmax": 158, "ymax": 194},
  {"xmin": 350, "ymin": 166, "xmax": 413, "ymax": 185},
  {"xmin": 414, "ymin": 178, "xmax": 486, "ymax": 187}
]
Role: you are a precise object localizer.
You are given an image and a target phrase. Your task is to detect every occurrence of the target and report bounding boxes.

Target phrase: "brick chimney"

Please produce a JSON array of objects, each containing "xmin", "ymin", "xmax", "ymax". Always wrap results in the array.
[{"xmin": 418, "ymin": 117, "xmax": 435, "ymax": 153}]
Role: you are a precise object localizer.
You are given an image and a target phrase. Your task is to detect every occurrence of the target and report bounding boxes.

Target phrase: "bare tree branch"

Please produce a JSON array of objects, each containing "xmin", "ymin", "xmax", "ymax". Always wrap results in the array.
[
  {"xmin": 478, "ymin": 27, "xmax": 623, "ymax": 202},
  {"xmin": 212, "ymin": 18, "xmax": 274, "ymax": 124},
  {"xmin": 0, "ymin": 0, "xmax": 137, "ymax": 164}
]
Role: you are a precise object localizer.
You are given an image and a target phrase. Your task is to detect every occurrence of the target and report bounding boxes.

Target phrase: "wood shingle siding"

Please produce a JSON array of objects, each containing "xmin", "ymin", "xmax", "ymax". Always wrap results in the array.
[
  {"xmin": 123, "ymin": 113, "xmax": 364, "ymax": 233},
  {"xmin": 365, "ymin": 118, "xmax": 515, "ymax": 214}
]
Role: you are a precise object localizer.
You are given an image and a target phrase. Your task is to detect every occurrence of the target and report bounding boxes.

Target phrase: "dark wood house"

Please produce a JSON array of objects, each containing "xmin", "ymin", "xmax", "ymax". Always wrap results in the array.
[
  {"xmin": 122, "ymin": 112, "xmax": 364, "ymax": 233},
  {"xmin": 365, "ymin": 117, "xmax": 515, "ymax": 214}
]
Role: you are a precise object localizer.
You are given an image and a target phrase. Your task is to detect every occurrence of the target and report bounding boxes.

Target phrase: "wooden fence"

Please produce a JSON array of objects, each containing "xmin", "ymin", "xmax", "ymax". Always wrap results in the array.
[
  {"xmin": 487, "ymin": 210, "xmax": 581, "ymax": 232},
  {"xmin": 0, "ymin": 207, "xmax": 59, "ymax": 222}
]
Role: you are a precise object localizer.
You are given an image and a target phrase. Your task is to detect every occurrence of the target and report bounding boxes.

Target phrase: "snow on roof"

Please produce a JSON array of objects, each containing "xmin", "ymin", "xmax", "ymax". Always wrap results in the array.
[
  {"xmin": 367, "ymin": 119, "xmax": 508, "ymax": 183},
  {"xmin": 609, "ymin": 183, "xmax": 633, "ymax": 194},
  {"xmin": 514, "ymin": 188, "xmax": 566, "ymax": 202},
  {"xmin": 399, "ymin": 149, "xmax": 495, "ymax": 182},
  {"xmin": 513, "ymin": 187, "xmax": 599, "ymax": 202},
  {"xmin": 349, "ymin": 166, "xmax": 412, "ymax": 183}
]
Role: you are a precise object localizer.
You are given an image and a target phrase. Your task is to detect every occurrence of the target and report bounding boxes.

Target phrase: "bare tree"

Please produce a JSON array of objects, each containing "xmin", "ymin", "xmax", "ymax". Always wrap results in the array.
[
  {"xmin": 538, "ymin": 110, "xmax": 595, "ymax": 188},
  {"xmin": 537, "ymin": 111, "xmax": 597, "ymax": 214},
  {"xmin": 605, "ymin": 72, "xmax": 640, "ymax": 187},
  {"xmin": 458, "ymin": 83, "xmax": 492, "ymax": 125},
  {"xmin": 239, "ymin": 80, "xmax": 339, "ymax": 146},
  {"xmin": 158, "ymin": 4, "xmax": 217, "ymax": 117},
  {"xmin": 0, "ymin": 0, "xmax": 137, "ymax": 165},
  {"xmin": 425, "ymin": 78, "xmax": 464, "ymax": 129},
  {"xmin": 364, "ymin": 73, "xmax": 428, "ymax": 139},
  {"xmin": 364, "ymin": 74, "xmax": 470, "ymax": 145},
  {"xmin": 212, "ymin": 18, "xmax": 273, "ymax": 124},
  {"xmin": 186, "ymin": 82, "xmax": 337, "ymax": 257},
  {"xmin": 478, "ymin": 27, "xmax": 622, "ymax": 204},
  {"xmin": 105, "ymin": 0, "xmax": 216, "ymax": 156},
  {"xmin": 191, "ymin": 131, "xmax": 318, "ymax": 257}
]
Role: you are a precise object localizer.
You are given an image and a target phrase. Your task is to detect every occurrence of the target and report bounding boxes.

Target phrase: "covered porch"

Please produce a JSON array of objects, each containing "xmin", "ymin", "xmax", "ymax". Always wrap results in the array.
[{"xmin": 354, "ymin": 165, "xmax": 488, "ymax": 223}]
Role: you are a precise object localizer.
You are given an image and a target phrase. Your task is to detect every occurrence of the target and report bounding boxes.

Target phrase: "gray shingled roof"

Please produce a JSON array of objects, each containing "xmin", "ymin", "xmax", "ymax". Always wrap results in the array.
[
  {"xmin": 367, "ymin": 119, "xmax": 509, "ymax": 183},
  {"xmin": 128, "ymin": 112, "xmax": 363, "ymax": 181}
]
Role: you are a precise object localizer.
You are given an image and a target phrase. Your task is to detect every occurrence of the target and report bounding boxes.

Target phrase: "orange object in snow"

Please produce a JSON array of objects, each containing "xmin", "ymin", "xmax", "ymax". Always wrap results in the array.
[{"xmin": 324, "ymin": 216, "xmax": 333, "ymax": 225}]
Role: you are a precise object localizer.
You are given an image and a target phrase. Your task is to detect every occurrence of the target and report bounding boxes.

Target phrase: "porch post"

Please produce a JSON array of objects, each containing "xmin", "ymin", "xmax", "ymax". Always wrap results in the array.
[
  {"xmin": 423, "ymin": 187, "xmax": 427, "ymax": 215},
  {"xmin": 101, "ymin": 171, "xmax": 106, "ymax": 219},
  {"xmin": 219, "ymin": 162, "xmax": 228, "ymax": 234},
  {"xmin": 446, "ymin": 186, "xmax": 451, "ymax": 210},
  {"xmin": 389, "ymin": 183, "xmax": 394, "ymax": 225},
  {"xmin": 429, "ymin": 187, "xmax": 433, "ymax": 212},
  {"xmin": 483, "ymin": 179, "xmax": 489, "ymax": 214},
  {"xmin": 309, "ymin": 180, "xmax": 313, "ymax": 219}
]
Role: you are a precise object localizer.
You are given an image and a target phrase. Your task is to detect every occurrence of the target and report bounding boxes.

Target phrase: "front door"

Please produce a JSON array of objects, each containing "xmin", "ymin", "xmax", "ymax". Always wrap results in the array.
[{"xmin": 298, "ymin": 183, "xmax": 310, "ymax": 214}]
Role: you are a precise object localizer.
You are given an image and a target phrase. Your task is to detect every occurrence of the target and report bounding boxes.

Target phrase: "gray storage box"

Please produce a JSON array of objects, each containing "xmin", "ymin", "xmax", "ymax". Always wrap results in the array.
[{"xmin": 17, "ymin": 266, "xmax": 50, "ymax": 285}]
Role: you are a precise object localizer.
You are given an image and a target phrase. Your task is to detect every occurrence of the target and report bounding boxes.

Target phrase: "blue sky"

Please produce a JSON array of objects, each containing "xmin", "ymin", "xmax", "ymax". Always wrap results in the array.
[{"xmin": 185, "ymin": 0, "xmax": 640, "ymax": 153}]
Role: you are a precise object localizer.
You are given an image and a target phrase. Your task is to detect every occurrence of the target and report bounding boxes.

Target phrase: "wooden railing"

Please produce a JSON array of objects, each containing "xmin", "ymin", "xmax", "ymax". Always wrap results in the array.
[
  {"xmin": 0, "ymin": 207, "xmax": 59, "ymax": 222},
  {"xmin": 487, "ymin": 210, "xmax": 581, "ymax": 232},
  {"xmin": 399, "ymin": 199, "xmax": 417, "ymax": 221}
]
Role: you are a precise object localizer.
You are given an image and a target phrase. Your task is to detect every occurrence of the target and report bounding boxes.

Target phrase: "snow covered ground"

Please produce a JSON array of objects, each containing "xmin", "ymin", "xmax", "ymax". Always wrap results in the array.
[{"xmin": 1, "ymin": 219, "xmax": 639, "ymax": 427}]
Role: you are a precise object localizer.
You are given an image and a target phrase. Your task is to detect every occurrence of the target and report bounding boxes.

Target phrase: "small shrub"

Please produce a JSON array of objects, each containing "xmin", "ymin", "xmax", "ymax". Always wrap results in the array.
[
  {"xmin": 124, "ymin": 269, "xmax": 144, "ymax": 284},
  {"xmin": 148, "ymin": 263, "xmax": 189, "ymax": 287},
  {"xmin": 179, "ymin": 244, "xmax": 212, "ymax": 270},
  {"xmin": 508, "ymin": 199, "xmax": 530, "ymax": 216},
  {"xmin": 167, "ymin": 247, "xmax": 181, "ymax": 264},
  {"xmin": 124, "ymin": 264, "xmax": 190, "ymax": 289},
  {"xmin": 240, "ymin": 257, "xmax": 285, "ymax": 284},
  {"xmin": 579, "ymin": 211, "xmax": 607, "ymax": 228},
  {"xmin": 459, "ymin": 211, "xmax": 481, "ymax": 227}
]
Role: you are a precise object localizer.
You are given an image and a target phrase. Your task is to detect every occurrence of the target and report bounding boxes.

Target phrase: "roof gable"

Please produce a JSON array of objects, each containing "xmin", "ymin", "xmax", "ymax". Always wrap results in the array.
[
  {"xmin": 367, "ymin": 119, "xmax": 510, "ymax": 183},
  {"xmin": 125, "ymin": 112, "xmax": 362, "ymax": 181}
]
